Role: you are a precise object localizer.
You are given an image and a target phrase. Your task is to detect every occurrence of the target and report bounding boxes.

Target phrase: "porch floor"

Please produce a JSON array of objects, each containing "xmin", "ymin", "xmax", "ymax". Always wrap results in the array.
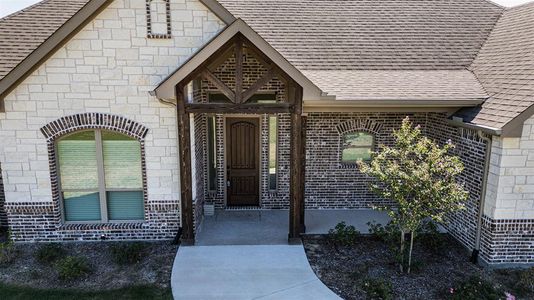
[{"xmin": 196, "ymin": 209, "xmax": 390, "ymax": 246}]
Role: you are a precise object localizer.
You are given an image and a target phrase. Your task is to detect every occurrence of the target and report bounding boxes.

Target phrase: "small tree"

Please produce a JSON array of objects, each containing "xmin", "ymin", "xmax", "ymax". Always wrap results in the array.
[{"xmin": 358, "ymin": 117, "xmax": 468, "ymax": 273}]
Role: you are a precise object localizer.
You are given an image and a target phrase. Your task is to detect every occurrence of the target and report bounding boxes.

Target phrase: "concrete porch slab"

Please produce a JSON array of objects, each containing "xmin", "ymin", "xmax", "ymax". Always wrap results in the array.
[
  {"xmin": 171, "ymin": 245, "xmax": 340, "ymax": 300},
  {"xmin": 196, "ymin": 209, "xmax": 390, "ymax": 246}
]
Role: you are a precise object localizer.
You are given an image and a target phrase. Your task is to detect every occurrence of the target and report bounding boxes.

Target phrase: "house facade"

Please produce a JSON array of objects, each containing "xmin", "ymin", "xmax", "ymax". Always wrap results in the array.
[{"xmin": 0, "ymin": 0, "xmax": 533, "ymax": 266}]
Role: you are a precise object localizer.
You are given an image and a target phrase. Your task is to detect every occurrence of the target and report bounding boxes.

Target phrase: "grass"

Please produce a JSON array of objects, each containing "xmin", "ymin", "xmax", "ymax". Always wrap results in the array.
[{"xmin": 0, "ymin": 283, "xmax": 173, "ymax": 300}]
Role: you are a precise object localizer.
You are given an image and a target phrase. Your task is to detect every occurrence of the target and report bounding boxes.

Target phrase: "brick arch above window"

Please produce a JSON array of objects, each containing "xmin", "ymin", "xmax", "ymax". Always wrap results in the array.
[
  {"xmin": 40, "ymin": 113, "xmax": 149, "ymax": 142},
  {"xmin": 335, "ymin": 119, "xmax": 383, "ymax": 136}
]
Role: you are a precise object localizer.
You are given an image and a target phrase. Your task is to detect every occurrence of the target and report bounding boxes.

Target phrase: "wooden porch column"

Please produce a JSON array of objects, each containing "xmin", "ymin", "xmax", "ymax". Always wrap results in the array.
[
  {"xmin": 176, "ymin": 85, "xmax": 194, "ymax": 244},
  {"xmin": 289, "ymin": 86, "xmax": 305, "ymax": 241}
]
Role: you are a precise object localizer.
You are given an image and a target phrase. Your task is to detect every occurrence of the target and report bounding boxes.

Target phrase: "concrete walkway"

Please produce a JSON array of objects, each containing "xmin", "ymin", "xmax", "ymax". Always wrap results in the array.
[
  {"xmin": 171, "ymin": 245, "xmax": 340, "ymax": 300},
  {"xmin": 171, "ymin": 210, "xmax": 389, "ymax": 299}
]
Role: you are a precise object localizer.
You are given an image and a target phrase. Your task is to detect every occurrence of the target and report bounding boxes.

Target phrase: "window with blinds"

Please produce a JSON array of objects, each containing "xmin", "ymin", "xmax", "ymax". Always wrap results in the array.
[{"xmin": 57, "ymin": 130, "xmax": 144, "ymax": 223}]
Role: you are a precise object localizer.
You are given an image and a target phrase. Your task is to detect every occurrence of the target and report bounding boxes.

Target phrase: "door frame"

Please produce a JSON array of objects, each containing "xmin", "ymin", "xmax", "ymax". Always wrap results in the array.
[{"xmin": 223, "ymin": 114, "xmax": 262, "ymax": 207}]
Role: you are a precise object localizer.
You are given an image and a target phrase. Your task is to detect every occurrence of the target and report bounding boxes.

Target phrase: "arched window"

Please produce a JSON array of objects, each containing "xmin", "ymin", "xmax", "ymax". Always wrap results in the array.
[
  {"xmin": 57, "ymin": 130, "xmax": 144, "ymax": 222},
  {"xmin": 341, "ymin": 131, "xmax": 374, "ymax": 163}
]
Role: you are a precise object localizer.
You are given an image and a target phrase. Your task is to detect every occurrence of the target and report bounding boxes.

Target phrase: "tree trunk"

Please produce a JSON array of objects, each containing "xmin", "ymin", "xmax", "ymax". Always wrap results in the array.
[
  {"xmin": 399, "ymin": 230, "xmax": 405, "ymax": 273},
  {"xmin": 407, "ymin": 231, "xmax": 415, "ymax": 274}
]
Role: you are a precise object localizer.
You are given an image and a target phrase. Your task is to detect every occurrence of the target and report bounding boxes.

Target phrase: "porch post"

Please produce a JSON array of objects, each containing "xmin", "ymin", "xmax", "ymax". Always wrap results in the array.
[
  {"xmin": 300, "ymin": 115, "xmax": 307, "ymax": 233},
  {"xmin": 176, "ymin": 85, "xmax": 195, "ymax": 244},
  {"xmin": 289, "ymin": 85, "xmax": 305, "ymax": 241}
]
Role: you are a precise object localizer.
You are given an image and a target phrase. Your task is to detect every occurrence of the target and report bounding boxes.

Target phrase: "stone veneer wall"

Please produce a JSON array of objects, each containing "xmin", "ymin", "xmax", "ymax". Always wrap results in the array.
[
  {"xmin": 476, "ymin": 114, "xmax": 534, "ymax": 265},
  {"xmin": 0, "ymin": 0, "xmax": 225, "ymax": 241}
]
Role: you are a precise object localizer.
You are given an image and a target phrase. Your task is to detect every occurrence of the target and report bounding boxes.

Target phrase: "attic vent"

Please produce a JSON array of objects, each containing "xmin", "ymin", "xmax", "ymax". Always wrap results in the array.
[{"xmin": 146, "ymin": 0, "xmax": 171, "ymax": 39}]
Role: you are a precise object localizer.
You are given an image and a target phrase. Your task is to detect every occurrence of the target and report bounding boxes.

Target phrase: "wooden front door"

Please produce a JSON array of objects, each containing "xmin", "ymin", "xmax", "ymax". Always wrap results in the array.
[{"xmin": 226, "ymin": 117, "xmax": 260, "ymax": 206}]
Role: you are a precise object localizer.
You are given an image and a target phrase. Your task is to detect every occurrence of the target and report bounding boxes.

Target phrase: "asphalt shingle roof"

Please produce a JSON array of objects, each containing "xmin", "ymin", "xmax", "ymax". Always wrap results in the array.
[
  {"xmin": 2, "ymin": 0, "xmax": 534, "ymax": 131},
  {"xmin": 303, "ymin": 70, "xmax": 487, "ymax": 101},
  {"xmin": 0, "ymin": 0, "xmax": 90, "ymax": 80},
  {"xmin": 218, "ymin": 0, "xmax": 503, "ymax": 70},
  {"xmin": 458, "ymin": 2, "xmax": 534, "ymax": 129}
]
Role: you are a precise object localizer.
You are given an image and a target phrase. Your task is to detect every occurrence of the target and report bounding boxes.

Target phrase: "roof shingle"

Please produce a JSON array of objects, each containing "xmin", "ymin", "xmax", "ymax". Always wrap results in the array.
[
  {"xmin": 459, "ymin": 2, "xmax": 534, "ymax": 129},
  {"xmin": 0, "ymin": 0, "xmax": 90, "ymax": 80},
  {"xmin": 218, "ymin": 0, "xmax": 503, "ymax": 70},
  {"xmin": 303, "ymin": 70, "xmax": 487, "ymax": 101}
]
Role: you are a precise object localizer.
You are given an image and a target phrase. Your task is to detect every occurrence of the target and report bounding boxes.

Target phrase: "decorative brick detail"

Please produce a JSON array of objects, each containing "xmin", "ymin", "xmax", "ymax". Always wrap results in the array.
[
  {"xmin": 40, "ymin": 113, "xmax": 149, "ymax": 142},
  {"xmin": 335, "ymin": 119, "xmax": 383, "ymax": 135},
  {"xmin": 0, "ymin": 165, "xmax": 7, "ymax": 228},
  {"xmin": 480, "ymin": 216, "xmax": 534, "ymax": 264},
  {"xmin": 146, "ymin": 0, "xmax": 172, "ymax": 39}
]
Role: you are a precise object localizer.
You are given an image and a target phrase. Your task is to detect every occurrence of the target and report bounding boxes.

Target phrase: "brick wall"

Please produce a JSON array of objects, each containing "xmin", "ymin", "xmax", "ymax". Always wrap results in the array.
[
  {"xmin": 426, "ymin": 115, "xmax": 489, "ymax": 252},
  {"xmin": 0, "ymin": 165, "xmax": 7, "ymax": 228},
  {"xmin": 305, "ymin": 112, "xmax": 430, "ymax": 209}
]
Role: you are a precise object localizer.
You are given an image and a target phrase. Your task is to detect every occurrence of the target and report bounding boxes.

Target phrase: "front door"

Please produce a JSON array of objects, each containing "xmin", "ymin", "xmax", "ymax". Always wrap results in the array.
[{"xmin": 226, "ymin": 117, "xmax": 260, "ymax": 206}]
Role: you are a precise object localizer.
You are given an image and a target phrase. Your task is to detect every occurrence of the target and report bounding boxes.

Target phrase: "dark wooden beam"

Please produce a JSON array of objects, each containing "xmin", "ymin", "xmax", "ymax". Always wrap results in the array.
[
  {"xmin": 242, "ymin": 67, "xmax": 275, "ymax": 103},
  {"xmin": 176, "ymin": 85, "xmax": 195, "ymax": 245},
  {"xmin": 289, "ymin": 85, "xmax": 304, "ymax": 241},
  {"xmin": 235, "ymin": 37, "xmax": 243, "ymax": 103},
  {"xmin": 300, "ymin": 114, "xmax": 307, "ymax": 233},
  {"xmin": 207, "ymin": 44, "xmax": 235, "ymax": 72},
  {"xmin": 202, "ymin": 70, "xmax": 235, "ymax": 103},
  {"xmin": 185, "ymin": 102, "xmax": 292, "ymax": 114}
]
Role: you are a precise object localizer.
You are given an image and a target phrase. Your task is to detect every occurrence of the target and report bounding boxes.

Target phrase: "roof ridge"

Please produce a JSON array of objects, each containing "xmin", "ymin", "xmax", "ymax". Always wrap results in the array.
[
  {"xmin": 0, "ymin": 0, "xmax": 52, "ymax": 22},
  {"xmin": 468, "ymin": 7, "xmax": 506, "ymax": 72}
]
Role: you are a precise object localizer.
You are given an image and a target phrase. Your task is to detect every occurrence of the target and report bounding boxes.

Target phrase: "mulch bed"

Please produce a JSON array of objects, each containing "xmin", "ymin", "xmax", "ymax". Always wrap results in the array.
[
  {"xmin": 303, "ymin": 234, "xmax": 533, "ymax": 300},
  {"xmin": 0, "ymin": 241, "xmax": 178, "ymax": 290}
]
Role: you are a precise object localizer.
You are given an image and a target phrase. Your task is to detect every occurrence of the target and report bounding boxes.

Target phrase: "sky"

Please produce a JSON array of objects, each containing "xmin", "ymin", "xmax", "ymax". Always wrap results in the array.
[{"xmin": 0, "ymin": 0, "xmax": 533, "ymax": 18}]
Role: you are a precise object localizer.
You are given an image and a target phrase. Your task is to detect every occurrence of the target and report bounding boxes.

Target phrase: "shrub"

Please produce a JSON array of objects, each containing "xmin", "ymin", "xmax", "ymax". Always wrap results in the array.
[
  {"xmin": 359, "ymin": 117, "xmax": 468, "ymax": 273},
  {"xmin": 515, "ymin": 267, "xmax": 534, "ymax": 295},
  {"xmin": 35, "ymin": 243, "xmax": 66, "ymax": 264},
  {"xmin": 361, "ymin": 277, "xmax": 393, "ymax": 300},
  {"xmin": 368, "ymin": 220, "xmax": 445, "ymax": 253},
  {"xmin": 328, "ymin": 222, "xmax": 360, "ymax": 246},
  {"xmin": 448, "ymin": 276, "xmax": 504, "ymax": 300},
  {"xmin": 367, "ymin": 221, "xmax": 399, "ymax": 247},
  {"xmin": 0, "ymin": 235, "xmax": 18, "ymax": 266},
  {"xmin": 110, "ymin": 242, "xmax": 147, "ymax": 265},
  {"xmin": 418, "ymin": 221, "xmax": 446, "ymax": 251},
  {"xmin": 55, "ymin": 256, "xmax": 91, "ymax": 281}
]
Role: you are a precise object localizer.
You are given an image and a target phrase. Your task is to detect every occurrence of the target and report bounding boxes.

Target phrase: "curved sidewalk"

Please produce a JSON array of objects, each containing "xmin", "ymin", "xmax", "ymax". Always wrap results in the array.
[{"xmin": 171, "ymin": 244, "xmax": 340, "ymax": 300}]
